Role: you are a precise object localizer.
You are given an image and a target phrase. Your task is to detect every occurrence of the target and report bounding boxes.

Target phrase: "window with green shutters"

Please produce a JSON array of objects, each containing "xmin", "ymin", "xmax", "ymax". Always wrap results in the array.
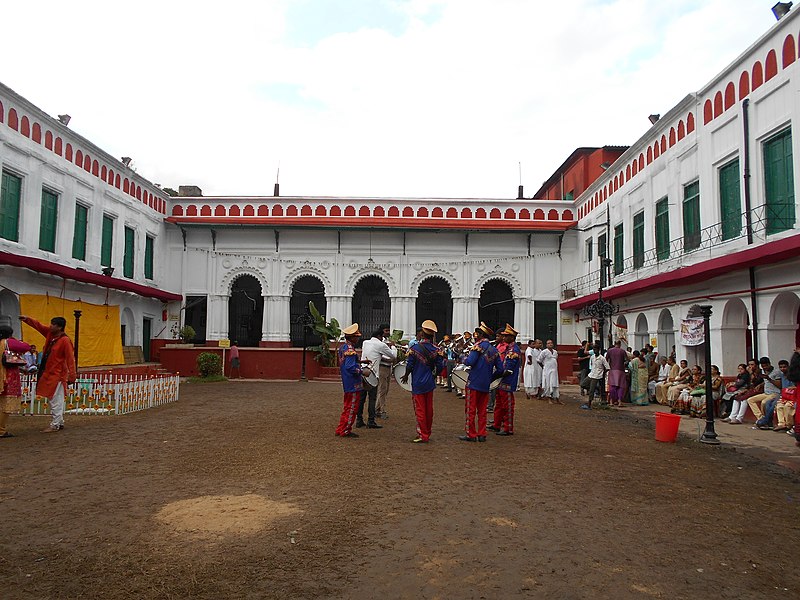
[
  {"xmin": 763, "ymin": 128, "xmax": 795, "ymax": 234},
  {"xmin": 0, "ymin": 171, "xmax": 22, "ymax": 242},
  {"xmin": 598, "ymin": 232, "xmax": 608, "ymax": 287},
  {"xmin": 39, "ymin": 189, "xmax": 59, "ymax": 252},
  {"xmin": 719, "ymin": 159, "xmax": 741, "ymax": 241},
  {"xmin": 585, "ymin": 237, "xmax": 593, "ymax": 263},
  {"xmin": 72, "ymin": 204, "xmax": 88, "ymax": 260},
  {"xmin": 613, "ymin": 224, "xmax": 624, "ymax": 275},
  {"xmin": 655, "ymin": 197, "xmax": 670, "ymax": 260},
  {"xmin": 683, "ymin": 181, "xmax": 700, "ymax": 252},
  {"xmin": 144, "ymin": 235, "xmax": 154, "ymax": 280},
  {"xmin": 633, "ymin": 211, "xmax": 645, "ymax": 269},
  {"xmin": 123, "ymin": 226, "xmax": 135, "ymax": 278},
  {"xmin": 101, "ymin": 215, "xmax": 114, "ymax": 267}
]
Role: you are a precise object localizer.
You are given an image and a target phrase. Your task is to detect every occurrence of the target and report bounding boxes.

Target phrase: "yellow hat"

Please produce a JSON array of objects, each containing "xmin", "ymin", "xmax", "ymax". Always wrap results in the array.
[
  {"xmin": 342, "ymin": 323, "xmax": 361, "ymax": 336},
  {"xmin": 501, "ymin": 324, "xmax": 518, "ymax": 336},
  {"xmin": 421, "ymin": 319, "xmax": 438, "ymax": 333},
  {"xmin": 476, "ymin": 322, "xmax": 494, "ymax": 337}
]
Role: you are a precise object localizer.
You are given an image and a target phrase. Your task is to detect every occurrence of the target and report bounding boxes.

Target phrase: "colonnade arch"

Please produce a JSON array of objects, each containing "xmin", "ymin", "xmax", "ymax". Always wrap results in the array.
[{"xmin": 415, "ymin": 276, "xmax": 453, "ymax": 335}]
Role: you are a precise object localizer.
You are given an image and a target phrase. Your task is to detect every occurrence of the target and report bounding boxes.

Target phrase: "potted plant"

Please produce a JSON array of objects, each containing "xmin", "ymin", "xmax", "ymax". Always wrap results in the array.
[
  {"xmin": 307, "ymin": 301, "xmax": 341, "ymax": 367},
  {"xmin": 178, "ymin": 325, "xmax": 196, "ymax": 343}
]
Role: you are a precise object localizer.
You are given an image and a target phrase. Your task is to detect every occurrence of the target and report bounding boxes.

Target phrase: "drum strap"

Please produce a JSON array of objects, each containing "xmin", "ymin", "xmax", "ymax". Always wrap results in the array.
[{"xmin": 410, "ymin": 344, "xmax": 436, "ymax": 371}]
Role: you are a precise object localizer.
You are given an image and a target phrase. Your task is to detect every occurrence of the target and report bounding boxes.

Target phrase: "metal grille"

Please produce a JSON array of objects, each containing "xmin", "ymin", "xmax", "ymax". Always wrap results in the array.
[
  {"xmin": 352, "ymin": 275, "xmax": 391, "ymax": 339},
  {"xmin": 415, "ymin": 277, "xmax": 453, "ymax": 336},
  {"xmin": 228, "ymin": 275, "xmax": 264, "ymax": 347}
]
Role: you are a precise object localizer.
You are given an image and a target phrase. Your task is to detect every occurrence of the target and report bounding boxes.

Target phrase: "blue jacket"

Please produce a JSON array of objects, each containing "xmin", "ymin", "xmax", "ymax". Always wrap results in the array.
[
  {"xmin": 498, "ymin": 342, "xmax": 521, "ymax": 392},
  {"xmin": 339, "ymin": 342, "xmax": 363, "ymax": 393},
  {"xmin": 464, "ymin": 340, "xmax": 503, "ymax": 392},
  {"xmin": 405, "ymin": 340, "xmax": 445, "ymax": 394}
]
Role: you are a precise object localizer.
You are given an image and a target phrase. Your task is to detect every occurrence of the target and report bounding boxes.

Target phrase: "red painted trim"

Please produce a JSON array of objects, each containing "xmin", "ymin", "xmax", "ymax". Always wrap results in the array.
[
  {"xmin": 561, "ymin": 232, "xmax": 800, "ymax": 311},
  {"xmin": 0, "ymin": 251, "xmax": 182, "ymax": 302},
  {"xmin": 165, "ymin": 215, "xmax": 577, "ymax": 231}
]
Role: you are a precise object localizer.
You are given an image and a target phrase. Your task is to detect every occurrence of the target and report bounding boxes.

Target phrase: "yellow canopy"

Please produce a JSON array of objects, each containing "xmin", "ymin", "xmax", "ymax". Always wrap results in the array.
[{"xmin": 19, "ymin": 295, "xmax": 125, "ymax": 367}]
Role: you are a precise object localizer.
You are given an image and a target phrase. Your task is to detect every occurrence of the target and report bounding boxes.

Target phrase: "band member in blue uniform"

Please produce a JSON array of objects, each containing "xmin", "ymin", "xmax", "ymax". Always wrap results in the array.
[
  {"xmin": 402, "ymin": 320, "xmax": 446, "ymax": 443},
  {"xmin": 490, "ymin": 324, "xmax": 521, "ymax": 436},
  {"xmin": 460, "ymin": 322, "xmax": 503, "ymax": 442},
  {"xmin": 335, "ymin": 323, "xmax": 365, "ymax": 438}
]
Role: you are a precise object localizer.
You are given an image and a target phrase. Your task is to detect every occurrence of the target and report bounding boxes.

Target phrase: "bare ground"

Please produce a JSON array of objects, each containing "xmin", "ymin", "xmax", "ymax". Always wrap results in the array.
[{"xmin": 2, "ymin": 381, "xmax": 799, "ymax": 599}]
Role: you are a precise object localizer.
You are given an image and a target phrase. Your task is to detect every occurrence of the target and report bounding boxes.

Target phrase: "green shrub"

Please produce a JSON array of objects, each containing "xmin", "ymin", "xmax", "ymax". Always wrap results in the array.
[{"xmin": 197, "ymin": 352, "xmax": 223, "ymax": 378}]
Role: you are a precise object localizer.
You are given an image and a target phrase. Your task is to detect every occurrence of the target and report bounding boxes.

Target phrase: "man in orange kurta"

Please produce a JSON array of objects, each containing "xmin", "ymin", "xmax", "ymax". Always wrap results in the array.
[{"xmin": 20, "ymin": 316, "xmax": 76, "ymax": 433}]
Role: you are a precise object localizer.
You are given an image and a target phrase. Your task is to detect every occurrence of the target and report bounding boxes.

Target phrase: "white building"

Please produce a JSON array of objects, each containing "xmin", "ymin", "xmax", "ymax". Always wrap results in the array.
[
  {"xmin": 2, "ymin": 8, "xmax": 799, "ymax": 376},
  {"xmin": 560, "ymin": 8, "xmax": 800, "ymax": 372}
]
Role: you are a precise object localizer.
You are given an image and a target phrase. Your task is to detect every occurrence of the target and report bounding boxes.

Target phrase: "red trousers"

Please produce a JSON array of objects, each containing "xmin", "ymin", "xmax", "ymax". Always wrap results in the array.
[
  {"xmin": 494, "ymin": 390, "xmax": 515, "ymax": 433},
  {"xmin": 465, "ymin": 387, "xmax": 489, "ymax": 438},
  {"xmin": 335, "ymin": 392, "xmax": 360, "ymax": 436},
  {"xmin": 412, "ymin": 391, "xmax": 434, "ymax": 441}
]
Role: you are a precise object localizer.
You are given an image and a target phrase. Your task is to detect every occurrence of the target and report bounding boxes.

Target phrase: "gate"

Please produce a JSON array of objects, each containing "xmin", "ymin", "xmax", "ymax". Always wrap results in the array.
[
  {"xmin": 290, "ymin": 276, "xmax": 326, "ymax": 347},
  {"xmin": 415, "ymin": 277, "xmax": 453, "ymax": 336},
  {"xmin": 228, "ymin": 274, "xmax": 264, "ymax": 347},
  {"xmin": 478, "ymin": 279, "xmax": 514, "ymax": 335},
  {"xmin": 352, "ymin": 275, "xmax": 391, "ymax": 339}
]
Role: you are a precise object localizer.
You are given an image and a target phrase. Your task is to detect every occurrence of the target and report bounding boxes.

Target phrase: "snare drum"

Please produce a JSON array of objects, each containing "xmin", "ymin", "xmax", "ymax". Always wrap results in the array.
[
  {"xmin": 362, "ymin": 367, "xmax": 378, "ymax": 389},
  {"xmin": 392, "ymin": 361, "xmax": 413, "ymax": 392}
]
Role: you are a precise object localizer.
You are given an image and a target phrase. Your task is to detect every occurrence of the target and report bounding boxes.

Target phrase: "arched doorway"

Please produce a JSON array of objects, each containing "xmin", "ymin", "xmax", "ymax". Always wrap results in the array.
[
  {"xmin": 0, "ymin": 289, "xmax": 20, "ymax": 337},
  {"xmin": 229, "ymin": 274, "xmax": 264, "ymax": 347},
  {"xmin": 719, "ymin": 299, "xmax": 750, "ymax": 374},
  {"xmin": 478, "ymin": 279, "xmax": 514, "ymax": 336},
  {"xmin": 613, "ymin": 315, "xmax": 628, "ymax": 347},
  {"xmin": 634, "ymin": 313, "xmax": 649, "ymax": 350},
  {"xmin": 121, "ymin": 307, "xmax": 135, "ymax": 346},
  {"xmin": 767, "ymin": 291, "xmax": 800, "ymax": 362},
  {"xmin": 352, "ymin": 275, "xmax": 390, "ymax": 339},
  {"xmin": 290, "ymin": 275, "xmax": 326, "ymax": 347},
  {"xmin": 657, "ymin": 309, "xmax": 675, "ymax": 358},
  {"xmin": 683, "ymin": 304, "xmax": 708, "ymax": 368},
  {"xmin": 416, "ymin": 277, "xmax": 453, "ymax": 336}
]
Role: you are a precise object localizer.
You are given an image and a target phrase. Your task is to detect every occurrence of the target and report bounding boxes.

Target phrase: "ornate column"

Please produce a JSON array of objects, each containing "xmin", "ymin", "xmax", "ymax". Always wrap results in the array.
[
  {"xmin": 390, "ymin": 296, "xmax": 415, "ymax": 337},
  {"xmin": 207, "ymin": 294, "xmax": 229, "ymax": 340},
  {"xmin": 326, "ymin": 294, "xmax": 351, "ymax": 328},
  {"xmin": 264, "ymin": 294, "xmax": 291, "ymax": 343},
  {"xmin": 516, "ymin": 297, "xmax": 534, "ymax": 342}
]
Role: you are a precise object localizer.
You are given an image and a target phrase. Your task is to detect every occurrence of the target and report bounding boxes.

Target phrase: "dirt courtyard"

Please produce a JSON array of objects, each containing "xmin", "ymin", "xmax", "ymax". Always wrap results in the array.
[{"xmin": 2, "ymin": 380, "xmax": 799, "ymax": 599}]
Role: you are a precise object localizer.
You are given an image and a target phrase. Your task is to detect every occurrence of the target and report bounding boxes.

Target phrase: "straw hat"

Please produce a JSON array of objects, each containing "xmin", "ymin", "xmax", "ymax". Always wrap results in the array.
[
  {"xmin": 443, "ymin": 335, "xmax": 451, "ymax": 342},
  {"xmin": 421, "ymin": 319, "xmax": 438, "ymax": 333},
  {"xmin": 475, "ymin": 321, "xmax": 494, "ymax": 337},
  {"xmin": 342, "ymin": 323, "xmax": 361, "ymax": 336}
]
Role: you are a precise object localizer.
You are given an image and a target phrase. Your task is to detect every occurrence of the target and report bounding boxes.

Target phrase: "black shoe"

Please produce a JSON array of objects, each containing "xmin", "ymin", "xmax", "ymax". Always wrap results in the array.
[
  {"xmin": 367, "ymin": 422, "xmax": 383, "ymax": 429},
  {"xmin": 355, "ymin": 421, "xmax": 366, "ymax": 428},
  {"xmin": 496, "ymin": 431, "xmax": 513, "ymax": 436},
  {"xmin": 477, "ymin": 436, "xmax": 487, "ymax": 442},
  {"xmin": 487, "ymin": 426, "xmax": 501, "ymax": 432},
  {"xmin": 343, "ymin": 432, "xmax": 359, "ymax": 438},
  {"xmin": 458, "ymin": 435, "xmax": 477, "ymax": 442}
]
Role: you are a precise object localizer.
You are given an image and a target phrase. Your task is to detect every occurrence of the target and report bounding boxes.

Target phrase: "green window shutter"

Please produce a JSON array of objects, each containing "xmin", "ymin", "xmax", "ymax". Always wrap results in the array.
[
  {"xmin": 39, "ymin": 189, "xmax": 59, "ymax": 252},
  {"xmin": 123, "ymin": 226, "xmax": 135, "ymax": 278},
  {"xmin": 101, "ymin": 215, "xmax": 114, "ymax": 267},
  {"xmin": 655, "ymin": 198, "xmax": 670, "ymax": 260},
  {"xmin": 633, "ymin": 211, "xmax": 645, "ymax": 269},
  {"xmin": 0, "ymin": 171, "xmax": 22, "ymax": 242},
  {"xmin": 585, "ymin": 237, "xmax": 593, "ymax": 263},
  {"xmin": 613, "ymin": 224, "xmax": 624, "ymax": 275},
  {"xmin": 682, "ymin": 181, "xmax": 700, "ymax": 252},
  {"xmin": 719, "ymin": 159, "xmax": 741, "ymax": 241},
  {"xmin": 72, "ymin": 204, "xmax": 88, "ymax": 260},
  {"xmin": 598, "ymin": 233, "xmax": 607, "ymax": 287},
  {"xmin": 764, "ymin": 129, "xmax": 795, "ymax": 234},
  {"xmin": 144, "ymin": 236, "xmax": 154, "ymax": 280}
]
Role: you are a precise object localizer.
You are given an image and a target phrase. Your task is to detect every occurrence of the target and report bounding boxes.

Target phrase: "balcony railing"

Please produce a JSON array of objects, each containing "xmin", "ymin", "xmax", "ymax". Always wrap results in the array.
[{"xmin": 561, "ymin": 202, "xmax": 796, "ymax": 300}]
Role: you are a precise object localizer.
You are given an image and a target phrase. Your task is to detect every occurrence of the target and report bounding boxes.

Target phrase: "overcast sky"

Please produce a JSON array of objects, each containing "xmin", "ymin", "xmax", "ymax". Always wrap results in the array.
[{"xmin": 1, "ymin": 1, "xmax": 781, "ymax": 198}]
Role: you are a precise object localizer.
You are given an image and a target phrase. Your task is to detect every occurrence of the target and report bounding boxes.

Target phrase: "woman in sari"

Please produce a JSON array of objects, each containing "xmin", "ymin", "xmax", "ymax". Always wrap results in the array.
[
  {"xmin": 629, "ymin": 350, "xmax": 649, "ymax": 405},
  {"xmin": 1, "ymin": 325, "xmax": 32, "ymax": 438}
]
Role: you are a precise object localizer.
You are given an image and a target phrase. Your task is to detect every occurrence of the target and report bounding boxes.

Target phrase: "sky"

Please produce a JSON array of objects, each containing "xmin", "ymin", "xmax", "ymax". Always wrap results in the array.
[{"xmin": 0, "ymin": 1, "xmax": 783, "ymax": 199}]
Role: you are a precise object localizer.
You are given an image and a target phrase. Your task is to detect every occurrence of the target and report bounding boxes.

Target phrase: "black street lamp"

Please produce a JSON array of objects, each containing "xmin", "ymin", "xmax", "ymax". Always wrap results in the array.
[
  {"xmin": 581, "ymin": 257, "xmax": 618, "ymax": 408},
  {"xmin": 73, "ymin": 310, "xmax": 82, "ymax": 364},
  {"xmin": 296, "ymin": 312, "xmax": 315, "ymax": 381},
  {"xmin": 699, "ymin": 305, "xmax": 719, "ymax": 445}
]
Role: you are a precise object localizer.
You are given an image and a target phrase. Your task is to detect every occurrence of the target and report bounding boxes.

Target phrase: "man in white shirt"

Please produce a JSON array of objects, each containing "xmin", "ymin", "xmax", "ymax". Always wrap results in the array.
[
  {"xmin": 23, "ymin": 345, "xmax": 39, "ymax": 373},
  {"xmin": 649, "ymin": 356, "xmax": 669, "ymax": 402},
  {"xmin": 580, "ymin": 344, "xmax": 609, "ymax": 409},
  {"xmin": 362, "ymin": 324, "xmax": 397, "ymax": 422}
]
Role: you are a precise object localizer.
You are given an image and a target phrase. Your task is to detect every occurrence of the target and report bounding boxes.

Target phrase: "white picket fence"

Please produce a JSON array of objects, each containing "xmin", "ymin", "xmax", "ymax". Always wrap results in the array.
[{"xmin": 19, "ymin": 372, "xmax": 180, "ymax": 416}]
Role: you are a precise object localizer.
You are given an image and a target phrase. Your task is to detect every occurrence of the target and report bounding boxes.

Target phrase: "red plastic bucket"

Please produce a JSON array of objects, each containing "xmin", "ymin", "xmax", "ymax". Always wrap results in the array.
[{"xmin": 654, "ymin": 412, "xmax": 681, "ymax": 443}]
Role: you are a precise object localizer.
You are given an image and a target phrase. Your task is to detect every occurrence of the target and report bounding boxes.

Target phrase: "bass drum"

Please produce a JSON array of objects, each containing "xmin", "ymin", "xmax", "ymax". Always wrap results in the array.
[
  {"xmin": 450, "ymin": 365, "xmax": 502, "ymax": 391},
  {"xmin": 392, "ymin": 361, "xmax": 413, "ymax": 392}
]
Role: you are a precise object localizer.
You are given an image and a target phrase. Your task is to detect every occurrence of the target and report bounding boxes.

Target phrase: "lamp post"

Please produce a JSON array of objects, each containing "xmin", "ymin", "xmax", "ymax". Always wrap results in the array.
[
  {"xmin": 699, "ymin": 305, "xmax": 719, "ymax": 445},
  {"xmin": 582, "ymin": 258, "xmax": 618, "ymax": 407},
  {"xmin": 73, "ymin": 309, "xmax": 82, "ymax": 364},
  {"xmin": 296, "ymin": 312, "xmax": 315, "ymax": 381}
]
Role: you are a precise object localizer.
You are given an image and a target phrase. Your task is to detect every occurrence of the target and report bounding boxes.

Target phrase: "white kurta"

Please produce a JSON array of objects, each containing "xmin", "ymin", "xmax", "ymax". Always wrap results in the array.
[
  {"xmin": 538, "ymin": 348, "xmax": 559, "ymax": 398},
  {"xmin": 523, "ymin": 347, "xmax": 542, "ymax": 393}
]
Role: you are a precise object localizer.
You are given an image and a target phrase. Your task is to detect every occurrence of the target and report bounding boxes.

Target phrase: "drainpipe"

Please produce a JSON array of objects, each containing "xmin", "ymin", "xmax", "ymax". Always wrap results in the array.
[{"xmin": 742, "ymin": 98, "xmax": 758, "ymax": 358}]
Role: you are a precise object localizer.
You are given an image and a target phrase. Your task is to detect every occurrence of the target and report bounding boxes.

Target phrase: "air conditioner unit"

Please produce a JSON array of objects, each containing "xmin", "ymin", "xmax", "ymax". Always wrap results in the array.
[{"xmin": 563, "ymin": 288, "xmax": 576, "ymax": 299}]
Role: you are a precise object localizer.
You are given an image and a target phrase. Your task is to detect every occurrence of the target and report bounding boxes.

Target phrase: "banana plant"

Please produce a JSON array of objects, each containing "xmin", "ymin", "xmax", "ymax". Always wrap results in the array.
[{"xmin": 307, "ymin": 301, "xmax": 341, "ymax": 367}]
